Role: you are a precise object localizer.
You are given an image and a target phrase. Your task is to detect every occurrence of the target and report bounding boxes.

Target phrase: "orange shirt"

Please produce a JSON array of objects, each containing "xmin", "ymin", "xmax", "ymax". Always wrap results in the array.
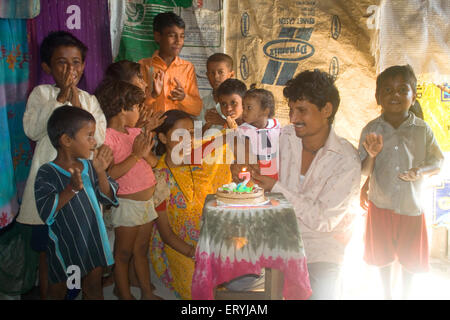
[{"xmin": 139, "ymin": 51, "xmax": 203, "ymax": 116}]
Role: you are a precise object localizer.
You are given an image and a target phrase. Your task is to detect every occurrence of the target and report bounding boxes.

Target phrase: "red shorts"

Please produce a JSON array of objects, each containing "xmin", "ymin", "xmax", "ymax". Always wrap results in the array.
[{"xmin": 364, "ymin": 201, "xmax": 429, "ymax": 273}]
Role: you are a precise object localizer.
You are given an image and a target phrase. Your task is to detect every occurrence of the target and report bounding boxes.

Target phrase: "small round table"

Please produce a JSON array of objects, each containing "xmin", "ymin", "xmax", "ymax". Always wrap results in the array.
[{"xmin": 191, "ymin": 192, "xmax": 312, "ymax": 300}]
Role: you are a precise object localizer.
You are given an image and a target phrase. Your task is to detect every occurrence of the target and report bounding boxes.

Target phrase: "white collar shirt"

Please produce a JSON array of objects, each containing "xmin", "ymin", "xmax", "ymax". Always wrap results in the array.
[{"xmin": 272, "ymin": 125, "xmax": 361, "ymax": 264}]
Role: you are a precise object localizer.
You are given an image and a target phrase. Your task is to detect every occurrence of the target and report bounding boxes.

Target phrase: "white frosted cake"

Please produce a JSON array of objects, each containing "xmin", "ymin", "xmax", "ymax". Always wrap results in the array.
[{"xmin": 216, "ymin": 182, "xmax": 266, "ymax": 205}]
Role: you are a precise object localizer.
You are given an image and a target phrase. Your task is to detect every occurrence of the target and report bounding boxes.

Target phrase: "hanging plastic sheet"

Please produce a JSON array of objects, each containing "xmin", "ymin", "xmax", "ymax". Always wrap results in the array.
[
  {"xmin": 114, "ymin": 0, "xmax": 193, "ymax": 63},
  {"xmin": 418, "ymin": 83, "xmax": 450, "ymax": 227},
  {"xmin": 375, "ymin": 0, "xmax": 450, "ymax": 83},
  {"xmin": 225, "ymin": 0, "xmax": 381, "ymax": 146},
  {"xmin": 113, "ymin": 0, "xmax": 224, "ymax": 96},
  {"xmin": 416, "ymin": 83, "xmax": 450, "ymax": 153}
]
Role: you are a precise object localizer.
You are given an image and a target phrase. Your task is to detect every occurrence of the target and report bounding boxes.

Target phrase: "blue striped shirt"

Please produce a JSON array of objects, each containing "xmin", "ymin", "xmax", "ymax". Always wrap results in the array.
[{"xmin": 35, "ymin": 159, "xmax": 118, "ymax": 284}]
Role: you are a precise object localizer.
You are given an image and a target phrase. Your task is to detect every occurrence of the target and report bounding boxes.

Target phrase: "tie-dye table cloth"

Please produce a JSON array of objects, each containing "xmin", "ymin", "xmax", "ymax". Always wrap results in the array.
[{"xmin": 192, "ymin": 193, "xmax": 312, "ymax": 300}]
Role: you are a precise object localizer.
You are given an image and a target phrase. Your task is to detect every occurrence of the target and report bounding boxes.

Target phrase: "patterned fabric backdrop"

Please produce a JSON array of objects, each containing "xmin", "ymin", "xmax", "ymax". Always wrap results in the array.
[
  {"xmin": 0, "ymin": 19, "xmax": 32, "ymax": 229},
  {"xmin": 27, "ymin": 0, "xmax": 112, "ymax": 93},
  {"xmin": 115, "ymin": 0, "xmax": 192, "ymax": 62}
]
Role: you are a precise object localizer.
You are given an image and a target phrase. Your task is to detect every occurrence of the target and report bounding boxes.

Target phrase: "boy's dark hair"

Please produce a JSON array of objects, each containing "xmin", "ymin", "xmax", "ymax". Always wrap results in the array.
[
  {"xmin": 376, "ymin": 64, "xmax": 417, "ymax": 97},
  {"xmin": 216, "ymin": 78, "xmax": 247, "ymax": 99},
  {"xmin": 101, "ymin": 60, "xmax": 142, "ymax": 83},
  {"xmin": 47, "ymin": 105, "xmax": 95, "ymax": 149},
  {"xmin": 207, "ymin": 53, "xmax": 233, "ymax": 70},
  {"xmin": 283, "ymin": 69, "xmax": 340, "ymax": 125},
  {"xmin": 95, "ymin": 80, "xmax": 145, "ymax": 120},
  {"xmin": 40, "ymin": 31, "xmax": 88, "ymax": 66},
  {"xmin": 244, "ymin": 84, "xmax": 275, "ymax": 118},
  {"xmin": 153, "ymin": 12, "xmax": 185, "ymax": 34},
  {"xmin": 154, "ymin": 109, "xmax": 193, "ymax": 156}
]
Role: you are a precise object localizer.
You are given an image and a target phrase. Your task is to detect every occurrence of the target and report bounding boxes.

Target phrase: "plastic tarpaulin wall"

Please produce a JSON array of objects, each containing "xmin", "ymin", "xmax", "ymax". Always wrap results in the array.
[
  {"xmin": 369, "ymin": 0, "xmax": 450, "ymax": 227},
  {"xmin": 114, "ymin": 0, "xmax": 193, "ymax": 63},
  {"xmin": 371, "ymin": 0, "xmax": 450, "ymax": 154},
  {"xmin": 225, "ymin": 0, "xmax": 381, "ymax": 146},
  {"xmin": 416, "ymin": 83, "xmax": 450, "ymax": 152},
  {"xmin": 111, "ymin": 0, "xmax": 224, "ymax": 96},
  {"xmin": 375, "ymin": 0, "xmax": 450, "ymax": 83}
]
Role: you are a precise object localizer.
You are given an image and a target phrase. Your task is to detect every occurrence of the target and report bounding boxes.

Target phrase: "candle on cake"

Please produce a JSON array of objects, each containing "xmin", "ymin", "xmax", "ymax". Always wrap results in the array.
[{"xmin": 237, "ymin": 167, "xmax": 251, "ymax": 192}]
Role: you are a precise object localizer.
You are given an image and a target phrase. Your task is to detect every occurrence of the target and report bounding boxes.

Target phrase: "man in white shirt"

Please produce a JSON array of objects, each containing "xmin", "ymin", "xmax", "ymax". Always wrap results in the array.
[{"xmin": 246, "ymin": 70, "xmax": 361, "ymax": 299}]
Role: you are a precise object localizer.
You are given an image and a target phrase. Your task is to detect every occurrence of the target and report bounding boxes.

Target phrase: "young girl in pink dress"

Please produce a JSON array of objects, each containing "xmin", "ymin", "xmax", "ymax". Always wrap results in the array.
[{"xmin": 97, "ymin": 80, "xmax": 160, "ymax": 300}]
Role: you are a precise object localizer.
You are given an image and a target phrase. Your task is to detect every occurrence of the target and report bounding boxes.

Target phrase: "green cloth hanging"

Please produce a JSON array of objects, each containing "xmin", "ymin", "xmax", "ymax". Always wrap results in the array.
[{"xmin": 116, "ymin": 0, "xmax": 192, "ymax": 62}]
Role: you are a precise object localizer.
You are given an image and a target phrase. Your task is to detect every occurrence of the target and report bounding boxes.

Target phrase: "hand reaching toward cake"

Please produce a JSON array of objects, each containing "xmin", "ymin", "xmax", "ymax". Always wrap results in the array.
[{"xmin": 249, "ymin": 167, "xmax": 276, "ymax": 192}]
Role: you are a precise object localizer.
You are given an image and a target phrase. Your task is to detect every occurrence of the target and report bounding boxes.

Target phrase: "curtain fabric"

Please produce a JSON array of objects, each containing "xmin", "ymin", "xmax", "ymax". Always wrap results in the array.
[
  {"xmin": 0, "ymin": 19, "xmax": 32, "ymax": 229},
  {"xmin": 28, "ymin": 0, "xmax": 112, "ymax": 94}
]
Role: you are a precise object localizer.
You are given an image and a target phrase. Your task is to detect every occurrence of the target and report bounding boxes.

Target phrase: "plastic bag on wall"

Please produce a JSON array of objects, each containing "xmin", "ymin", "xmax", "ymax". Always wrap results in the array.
[
  {"xmin": 226, "ymin": 0, "xmax": 381, "ymax": 146},
  {"xmin": 376, "ymin": 0, "xmax": 450, "ymax": 83},
  {"xmin": 416, "ymin": 83, "xmax": 450, "ymax": 152}
]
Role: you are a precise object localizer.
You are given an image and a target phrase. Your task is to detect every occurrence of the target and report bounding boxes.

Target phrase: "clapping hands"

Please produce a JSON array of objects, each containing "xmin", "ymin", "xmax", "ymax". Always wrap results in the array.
[
  {"xmin": 144, "ymin": 109, "xmax": 167, "ymax": 132},
  {"xmin": 92, "ymin": 145, "xmax": 114, "ymax": 171},
  {"xmin": 57, "ymin": 64, "xmax": 81, "ymax": 107},
  {"xmin": 152, "ymin": 70, "xmax": 164, "ymax": 98},
  {"xmin": 132, "ymin": 130, "xmax": 156, "ymax": 159},
  {"xmin": 68, "ymin": 167, "xmax": 83, "ymax": 192},
  {"xmin": 151, "ymin": 72, "xmax": 185, "ymax": 102},
  {"xmin": 205, "ymin": 109, "xmax": 226, "ymax": 126},
  {"xmin": 168, "ymin": 77, "xmax": 186, "ymax": 101},
  {"xmin": 398, "ymin": 167, "xmax": 422, "ymax": 182},
  {"xmin": 363, "ymin": 133, "xmax": 383, "ymax": 158}
]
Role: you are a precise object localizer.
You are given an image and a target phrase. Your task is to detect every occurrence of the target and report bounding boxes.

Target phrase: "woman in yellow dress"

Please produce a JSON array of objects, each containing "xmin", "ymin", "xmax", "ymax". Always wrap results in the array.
[{"xmin": 151, "ymin": 110, "xmax": 231, "ymax": 299}]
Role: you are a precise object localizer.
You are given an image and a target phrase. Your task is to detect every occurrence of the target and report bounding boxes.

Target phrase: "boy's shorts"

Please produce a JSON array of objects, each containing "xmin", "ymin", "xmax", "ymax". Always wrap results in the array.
[
  {"xmin": 30, "ymin": 224, "xmax": 49, "ymax": 252},
  {"xmin": 364, "ymin": 201, "xmax": 429, "ymax": 273},
  {"xmin": 107, "ymin": 197, "xmax": 158, "ymax": 228}
]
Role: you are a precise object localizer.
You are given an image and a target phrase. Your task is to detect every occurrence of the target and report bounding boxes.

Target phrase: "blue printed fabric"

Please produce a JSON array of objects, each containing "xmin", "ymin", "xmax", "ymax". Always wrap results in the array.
[{"xmin": 0, "ymin": 18, "xmax": 32, "ymax": 229}]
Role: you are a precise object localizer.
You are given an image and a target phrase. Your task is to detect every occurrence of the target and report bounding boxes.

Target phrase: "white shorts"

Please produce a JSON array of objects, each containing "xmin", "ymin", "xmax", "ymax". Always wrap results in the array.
[{"xmin": 107, "ymin": 197, "xmax": 158, "ymax": 228}]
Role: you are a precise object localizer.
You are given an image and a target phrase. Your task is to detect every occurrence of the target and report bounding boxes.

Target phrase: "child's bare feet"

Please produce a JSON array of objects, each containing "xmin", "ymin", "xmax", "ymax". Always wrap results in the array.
[
  {"xmin": 128, "ymin": 260, "xmax": 140, "ymax": 287},
  {"xmin": 141, "ymin": 291, "xmax": 163, "ymax": 300},
  {"xmin": 113, "ymin": 286, "xmax": 136, "ymax": 300},
  {"xmin": 129, "ymin": 274, "xmax": 139, "ymax": 287},
  {"xmin": 102, "ymin": 274, "xmax": 114, "ymax": 288}
]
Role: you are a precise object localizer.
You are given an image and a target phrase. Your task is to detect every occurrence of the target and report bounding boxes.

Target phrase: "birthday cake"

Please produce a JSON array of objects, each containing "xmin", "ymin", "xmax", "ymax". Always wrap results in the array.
[{"xmin": 216, "ymin": 182, "xmax": 266, "ymax": 205}]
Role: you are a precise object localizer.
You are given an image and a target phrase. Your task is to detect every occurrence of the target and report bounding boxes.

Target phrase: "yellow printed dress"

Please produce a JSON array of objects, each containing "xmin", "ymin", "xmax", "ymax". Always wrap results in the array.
[{"xmin": 150, "ymin": 152, "xmax": 231, "ymax": 300}]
